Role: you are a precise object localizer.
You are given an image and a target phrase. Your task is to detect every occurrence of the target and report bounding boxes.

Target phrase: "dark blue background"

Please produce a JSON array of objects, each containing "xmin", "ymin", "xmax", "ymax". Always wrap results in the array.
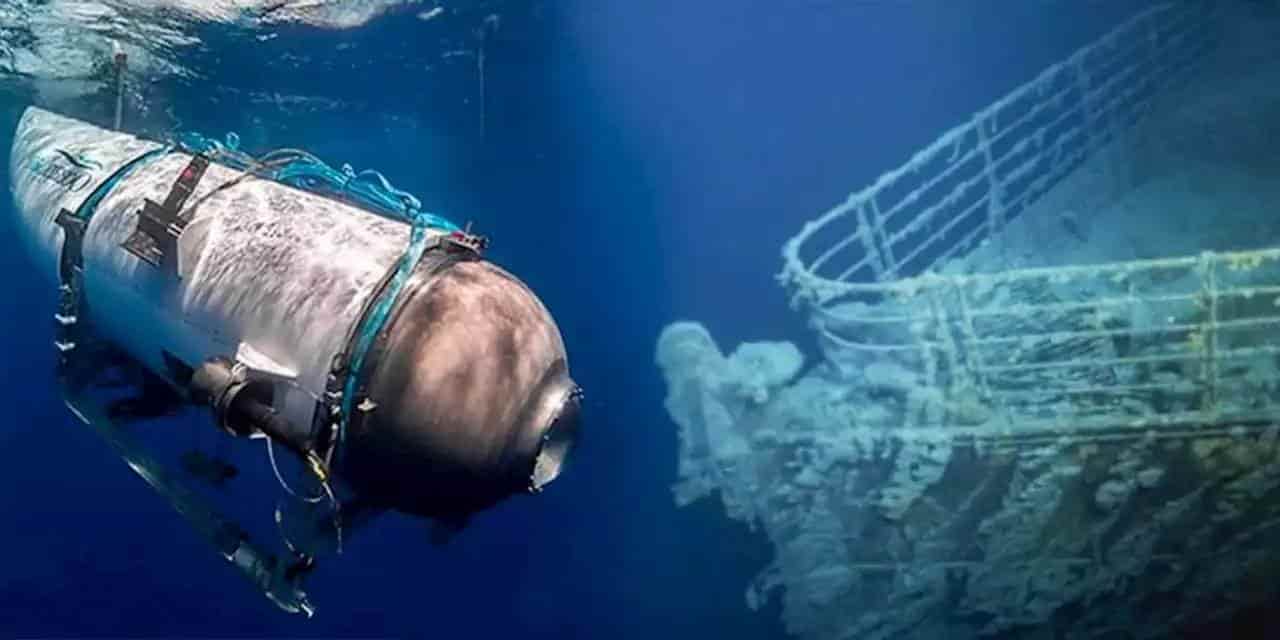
[{"xmin": 0, "ymin": 1, "xmax": 1156, "ymax": 637}]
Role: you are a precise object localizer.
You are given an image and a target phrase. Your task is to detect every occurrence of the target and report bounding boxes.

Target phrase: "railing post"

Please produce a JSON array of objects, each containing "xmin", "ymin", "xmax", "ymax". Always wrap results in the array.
[
  {"xmin": 870, "ymin": 199, "xmax": 898, "ymax": 279},
  {"xmin": 976, "ymin": 117, "xmax": 1006, "ymax": 243},
  {"xmin": 977, "ymin": 117, "xmax": 998, "ymax": 235},
  {"xmin": 1199, "ymin": 251, "xmax": 1219, "ymax": 416},
  {"xmin": 952, "ymin": 278, "xmax": 996, "ymax": 406},
  {"xmin": 854, "ymin": 202, "xmax": 886, "ymax": 282},
  {"xmin": 1073, "ymin": 54, "xmax": 1103, "ymax": 159},
  {"xmin": 919, "ymin": 280, "xmax": 947, "ymax": 427}
]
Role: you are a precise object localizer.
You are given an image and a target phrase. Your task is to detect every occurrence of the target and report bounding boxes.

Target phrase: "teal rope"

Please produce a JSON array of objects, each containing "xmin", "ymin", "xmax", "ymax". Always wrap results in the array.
[{"xmin": 174, "ymin": 131, "xmax": 459, "ymax": 232}]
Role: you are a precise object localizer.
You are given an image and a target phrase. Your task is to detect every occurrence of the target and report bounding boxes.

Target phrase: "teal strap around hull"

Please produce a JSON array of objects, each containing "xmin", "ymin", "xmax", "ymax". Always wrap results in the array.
[
  {"xmin": 335, "ymin": 217, "xmax": 437, "ymax": 462},
  {"xmin": 74, "ymin": 144, "xmax": 172, "ymax": 221},
  {"xmin": 328, "ymin": 223, "xmax": 487, "ymax": 469}
]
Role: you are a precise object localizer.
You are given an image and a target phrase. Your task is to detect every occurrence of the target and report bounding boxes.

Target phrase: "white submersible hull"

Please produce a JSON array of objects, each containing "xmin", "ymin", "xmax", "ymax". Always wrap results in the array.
[{"xmin": 8, "ymin": 107, "xmax": 583, "ymax": 612}]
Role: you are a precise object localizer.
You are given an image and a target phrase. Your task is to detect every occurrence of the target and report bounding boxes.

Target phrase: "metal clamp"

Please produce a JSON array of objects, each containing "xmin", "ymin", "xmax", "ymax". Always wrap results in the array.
[
  {"xmin": 444, "ymin": 224, "xmax": 489, "ymax": 255},
  {"xmin": 121, "ymin": 153, "xmax": 210, "ymax": 268}
]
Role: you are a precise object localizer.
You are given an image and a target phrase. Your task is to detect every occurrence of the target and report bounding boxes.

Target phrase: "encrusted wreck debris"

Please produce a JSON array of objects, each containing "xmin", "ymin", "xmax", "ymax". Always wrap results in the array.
[{"xmin": 659, "ymin": 3, "xmax": 1280, "ymax": 638}]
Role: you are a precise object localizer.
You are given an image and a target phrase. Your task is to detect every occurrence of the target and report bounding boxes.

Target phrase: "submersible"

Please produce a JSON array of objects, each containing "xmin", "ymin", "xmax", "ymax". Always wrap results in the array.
[{"xmin": 8, "ymin": 107, "xmax": 583, "ymax": 614}]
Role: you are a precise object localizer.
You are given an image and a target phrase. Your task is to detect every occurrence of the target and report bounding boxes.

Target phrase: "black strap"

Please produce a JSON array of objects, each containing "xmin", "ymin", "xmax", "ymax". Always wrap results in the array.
[
  {"xmin": 53, "ymin": 207, "xmax": 87, "ymax": 359},
  {"xmin": 53, "ymin": 146, "xmax": 172, "ymax": 368},
  {"xmin": 121, "ymin": 154, "xmax": 210, "ymax": 267}
]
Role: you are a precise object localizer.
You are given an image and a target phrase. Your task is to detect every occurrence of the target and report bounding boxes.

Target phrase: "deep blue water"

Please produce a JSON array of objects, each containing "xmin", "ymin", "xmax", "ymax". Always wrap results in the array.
[{"xmin": 0, "ymin": 1, "xmax": 1175, "ymax": 637}]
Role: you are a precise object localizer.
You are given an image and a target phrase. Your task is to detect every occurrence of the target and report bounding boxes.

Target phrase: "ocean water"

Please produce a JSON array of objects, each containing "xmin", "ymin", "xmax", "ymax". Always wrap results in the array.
[{"xmin": 2, "ymin": 1, "xmax": 1279, "ymax": 639}]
